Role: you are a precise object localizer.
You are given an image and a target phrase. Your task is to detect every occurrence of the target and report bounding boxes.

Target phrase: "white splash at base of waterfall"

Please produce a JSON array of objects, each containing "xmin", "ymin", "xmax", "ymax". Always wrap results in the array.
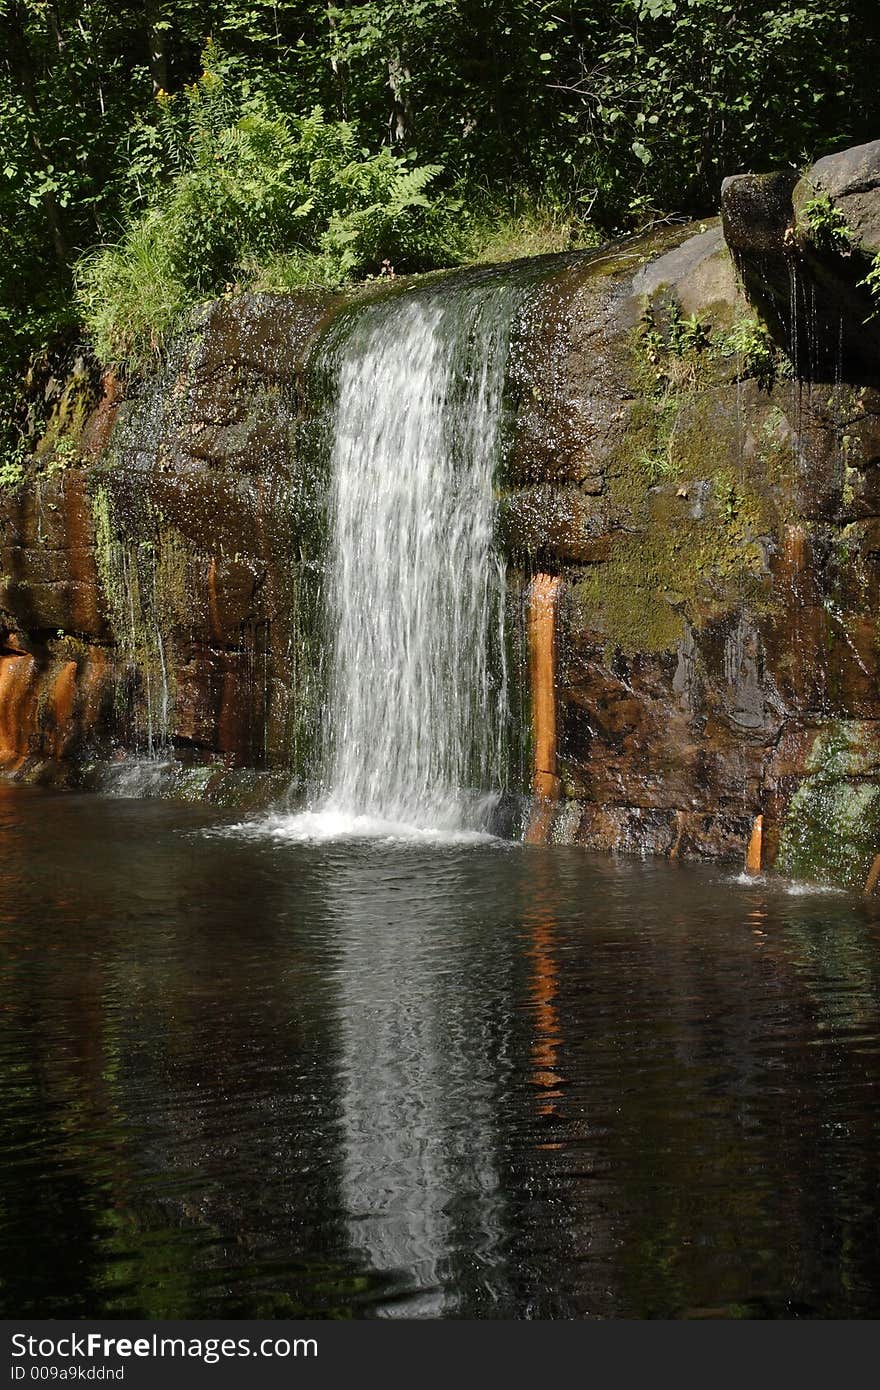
[{"xmin": 221, "ymin": 806, "xmax": 501, "ymax": 846}]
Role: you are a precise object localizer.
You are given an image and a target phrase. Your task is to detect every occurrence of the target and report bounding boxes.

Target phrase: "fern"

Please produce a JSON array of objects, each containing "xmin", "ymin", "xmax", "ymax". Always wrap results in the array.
[{"xmin": 75, "ymin": 44, "xmax": 450, "ymax": 369}]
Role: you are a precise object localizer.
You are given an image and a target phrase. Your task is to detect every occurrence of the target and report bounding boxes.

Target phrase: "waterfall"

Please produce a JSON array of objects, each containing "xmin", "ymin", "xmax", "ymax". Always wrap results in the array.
[{"xmin": 299, "ymin": 280, "xmax": 517, "ymax": 838}]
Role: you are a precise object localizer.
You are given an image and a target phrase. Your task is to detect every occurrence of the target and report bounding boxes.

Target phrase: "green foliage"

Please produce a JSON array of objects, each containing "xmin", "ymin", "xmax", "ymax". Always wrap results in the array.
[
  {"xmin": 859, "ymin": 249, "xmax": 880, "ymax": 319},
  {"xmin": 316, "ymin": 0, "xmax": 862, "ymax": 226},
  {"xmin": 459, "ymin": 197, "xmax": 601, "ymax": 265},
  {"xmin": 800, "ymin": 190, "xmax": 854, "ymax": 254},
  {"xmin": 0, "ymin": 446, "xmax": 25, "ymax": 492},
  {"xmin": 640, "ymin": 297, "xmax": 790, "ymax": 395},
  {"xmin": 76, "ymin": 46, "xmax": 448, "ymax": 366},
  {"xmin": 44, "ymin": 433, "xmax": 79, "ymax": 470},
  {"xmin": 667, "ymin": 307, "xmax": 710, "ymax": 357},
  {"xmin": 77, "ymin": 218, "xmax": 188, "ymax": 367},
  {"xmin": 0, "ymin": 0, "xmax": 876, "ymax": 420},
  {"xmin": 637, "ymin": 302, "xmax": 711, "ymax": 392},
  {"xmin": 719, "ymin": 316, "xmax": 789, "ymax": 390}
]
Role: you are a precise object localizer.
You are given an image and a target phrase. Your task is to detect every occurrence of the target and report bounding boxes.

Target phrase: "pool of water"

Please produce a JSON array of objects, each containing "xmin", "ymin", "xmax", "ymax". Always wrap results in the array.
[{"xmin": 2, "ymin": 784, "xmax": 880, "ymax": 1318}]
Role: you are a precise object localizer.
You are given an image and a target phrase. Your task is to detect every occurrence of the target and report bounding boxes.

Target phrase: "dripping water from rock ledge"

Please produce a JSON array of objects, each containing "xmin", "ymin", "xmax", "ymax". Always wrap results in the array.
[{"xmin": 279, "ymin": 278, "xmax": 521, "ymax": 841}]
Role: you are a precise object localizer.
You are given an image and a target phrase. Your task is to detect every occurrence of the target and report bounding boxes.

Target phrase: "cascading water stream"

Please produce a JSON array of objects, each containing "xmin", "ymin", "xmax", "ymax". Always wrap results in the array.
[{"xmin": 293, "ymin": 281, "xmax": 518, "ymax": 839}]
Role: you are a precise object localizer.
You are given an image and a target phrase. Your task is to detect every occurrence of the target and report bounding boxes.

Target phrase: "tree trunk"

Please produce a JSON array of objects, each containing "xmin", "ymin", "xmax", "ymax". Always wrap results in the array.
[
  {"xmin": 145, "ymin": 0, "xmax": 168, "ymax": 96},
  {"xmin": 387, "ymin": 48, "xmax": 412, "ymax": 147},
  {"xmin": 8, "ymin": 3, "xmax": 68, "ymax": 265},
  {"xmin": 327, "ymin": 0, "xmax": 348, "ymax": 119}
]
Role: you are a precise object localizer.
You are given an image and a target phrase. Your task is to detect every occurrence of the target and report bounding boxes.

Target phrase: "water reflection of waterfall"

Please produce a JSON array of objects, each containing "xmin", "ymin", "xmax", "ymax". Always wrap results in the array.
[
  {"xmin": 328, "ymin": 847, "xmax": 511, "ymax": 1315},
  {"xmin": 296, "ymin": 282, "xmax": 519, "ymax": 838}
]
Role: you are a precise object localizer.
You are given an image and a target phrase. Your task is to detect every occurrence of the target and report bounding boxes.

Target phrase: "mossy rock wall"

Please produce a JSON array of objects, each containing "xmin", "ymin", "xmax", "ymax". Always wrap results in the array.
[
  {"xmin": 496, "ymin": 211, "xmax": 880, "ymax": 889},
  {"xmin": 1, "ymin": 291, "xmax": 337, "ymax": 796}
]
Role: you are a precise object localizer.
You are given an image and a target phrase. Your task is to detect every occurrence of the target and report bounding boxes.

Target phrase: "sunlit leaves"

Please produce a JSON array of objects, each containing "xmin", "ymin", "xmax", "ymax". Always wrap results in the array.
[
  {"xmin": 75, "ymin": 45, "xmax": 448, "ymax": 365},
  {"xmin": 0, "ymin": 0, "xmax": 873, "ymax": 434}
]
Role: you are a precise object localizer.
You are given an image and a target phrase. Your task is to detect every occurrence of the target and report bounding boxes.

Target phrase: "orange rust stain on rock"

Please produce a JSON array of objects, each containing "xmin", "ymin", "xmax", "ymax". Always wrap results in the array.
[
  {"xmin": 49, "ymin": 660, "xmax": 78, "ymax": 758},
  {"xmin": 524, "ymin": 573, "xmax": 561, "ymax": 845},
  {"xmin": 745, "ymin": 814, "xmax": 763, "ymax": 875},
  {"xmin": 78, "ymin": 648, "xmax": 110, "ymax": 736},
  {"xmin": 61, "ymin": 472, "xmax": 104, "ymax": 634},
  {"xmin": 81, "ymin": 368, "xmax": 123, "ymax": 455},
  {"xmin": 0, "ymin": 654, "xmax": 39, "ymax": 770}
]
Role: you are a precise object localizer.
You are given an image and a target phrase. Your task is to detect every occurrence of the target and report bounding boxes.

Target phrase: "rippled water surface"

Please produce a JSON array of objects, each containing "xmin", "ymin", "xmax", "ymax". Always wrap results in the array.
[{"xmin": 2, "ymin": 786, "xmax": 880, "ymax": 1318}]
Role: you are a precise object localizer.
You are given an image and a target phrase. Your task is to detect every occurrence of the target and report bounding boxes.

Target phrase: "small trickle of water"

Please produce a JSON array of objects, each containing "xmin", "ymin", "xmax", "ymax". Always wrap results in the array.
[
  {"xmin": 95, "ymin": 754, "xmax": 183, "ymax": 799},
  {"xmin": 299, "ymin": 284, "xmax": 517, "ymax": 838}
]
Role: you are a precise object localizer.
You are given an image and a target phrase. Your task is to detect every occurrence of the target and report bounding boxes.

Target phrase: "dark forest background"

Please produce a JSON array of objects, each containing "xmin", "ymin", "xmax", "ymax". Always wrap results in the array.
[{"xmin": 1, "ymin": 1, "xmax": 877, "ymax": 456}]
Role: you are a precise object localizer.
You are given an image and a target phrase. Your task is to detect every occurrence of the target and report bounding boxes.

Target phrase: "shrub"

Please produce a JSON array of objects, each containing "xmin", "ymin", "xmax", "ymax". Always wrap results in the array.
[{"xmin": 75, "ymin": 44, "xmax": 448, "ymax": 369}]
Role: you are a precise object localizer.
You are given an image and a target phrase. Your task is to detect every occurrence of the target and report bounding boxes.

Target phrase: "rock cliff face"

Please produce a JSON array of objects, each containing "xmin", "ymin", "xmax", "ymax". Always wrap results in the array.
[
  {"xmin": 1, "ymin": 289, "xmax": 337, "ymax": 804},
  {"xmin": 4, "ymin": 140, "xmax": 880, "ymax": 888}
]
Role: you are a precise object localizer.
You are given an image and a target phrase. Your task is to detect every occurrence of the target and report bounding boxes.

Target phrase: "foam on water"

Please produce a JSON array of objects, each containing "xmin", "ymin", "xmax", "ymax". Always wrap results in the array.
[
  {"xmin": 729, "ymin": 871, "xmax": 846, "ymax": 896},
  {"xmin": 221, "ymin": 807, "xmax": 500, "ymax": 847}
]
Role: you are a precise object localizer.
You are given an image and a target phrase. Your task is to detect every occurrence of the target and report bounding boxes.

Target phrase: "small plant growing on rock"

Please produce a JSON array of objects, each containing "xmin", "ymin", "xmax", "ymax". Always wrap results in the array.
[
  {"xmin": 46, "ymin": 435, "xmax": 79, "ymax": 473},
  {"xmin": 637, "ymin": 300, "xmax": 711, "ymax": 393},
  {"xmin": 638, "ymin": 305, "xmax": 666, "ymax": 374},
  {"xmin": 801, "ymin": 190, "xmax": 853, "ymax": 255},
  {"xmin": 668, "ymin": 305, "xmax": 710, "ymax": 356},
  {"xmin": 719, "ymin": 315, "xmax": 787, "ymax": 390},
  {"xmin": 0, "ymin": 447, "xmax": 25, "ymax": 492},
  {"xmin": 859, "ymin": 249, "xmax": 880, "ymax": 320}
]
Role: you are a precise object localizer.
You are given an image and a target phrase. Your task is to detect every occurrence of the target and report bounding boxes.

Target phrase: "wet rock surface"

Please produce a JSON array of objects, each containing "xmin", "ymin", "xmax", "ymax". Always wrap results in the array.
[
  {"xmin": 502, "ymin": 190, "xmax": 880, "ymax": 887},
  {"xmin": 1, "ymin": 290, "xmax": 337, "ymax": 792},
  {"xmin": 5, "ymin": 148, "xmax": 880, "ymax": 886}
]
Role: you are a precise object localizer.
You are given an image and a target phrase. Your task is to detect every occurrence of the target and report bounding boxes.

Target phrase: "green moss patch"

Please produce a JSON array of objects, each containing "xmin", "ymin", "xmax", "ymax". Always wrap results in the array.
[
  {"xmin": 776, "ymin": 722, "xmax": 880, "ymax": 889},
  {"xmin": 570, "ymin": 297, "xmax": 781, "ymax": 655}
]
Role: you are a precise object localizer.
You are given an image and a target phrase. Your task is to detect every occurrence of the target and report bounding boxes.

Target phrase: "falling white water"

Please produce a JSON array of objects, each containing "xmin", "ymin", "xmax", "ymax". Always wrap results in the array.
[{"xmin": 288, "ymin": 283, "xmax": 517, "ymax": 839}]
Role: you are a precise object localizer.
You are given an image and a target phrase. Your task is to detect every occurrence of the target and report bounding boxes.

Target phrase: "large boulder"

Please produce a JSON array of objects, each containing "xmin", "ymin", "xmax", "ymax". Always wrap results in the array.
[
  {"xmin": 796, "ymin": 138, "xmax": 880, "ymax": 255},
  {"xmin": 721, "ymin": 143, "xmax": 880, "ymax": 382}
]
